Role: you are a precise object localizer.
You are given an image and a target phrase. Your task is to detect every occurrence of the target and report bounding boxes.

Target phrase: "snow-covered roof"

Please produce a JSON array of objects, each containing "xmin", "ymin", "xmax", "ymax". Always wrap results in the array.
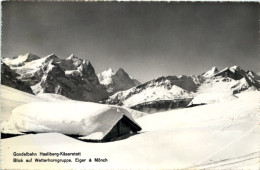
[{"xmin": 2, "ymin": 102, "xmax": 141, "ymax": 140}]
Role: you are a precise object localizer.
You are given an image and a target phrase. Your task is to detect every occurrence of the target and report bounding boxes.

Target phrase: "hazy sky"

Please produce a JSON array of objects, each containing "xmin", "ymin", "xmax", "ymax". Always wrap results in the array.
[{"xmin": 1, "ymin": 2, "xmax": 259, "ymax": 82}]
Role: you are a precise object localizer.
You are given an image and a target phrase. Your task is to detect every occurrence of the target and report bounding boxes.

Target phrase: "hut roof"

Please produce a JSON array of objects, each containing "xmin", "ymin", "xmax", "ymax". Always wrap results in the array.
[{"xmin": 2, "ymin": 101, "xmax": 141, "ymax": 140}]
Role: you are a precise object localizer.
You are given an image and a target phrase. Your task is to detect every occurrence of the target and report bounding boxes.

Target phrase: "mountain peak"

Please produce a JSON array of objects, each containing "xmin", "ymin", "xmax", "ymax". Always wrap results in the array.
[
  {"xmin": 46, "ymin": 53, "xmax": 57, "ymax": 58},
  {"xmin": 229, "ymin": 65, "xmax": 241, "ymax": 73},
  {"xmin": 44, "ymin": 54, "xmax": 59, "ymax": 62},
  {"xmin": 116, "ymin": 68, "xmax": 128, "ymax": 75},
  {"xmin": 66, "ymin": 54, "xmax": 77, "ymax": 60},
  {"xmin": 98, "ymin": 67, "xmax": 140, "ymax": 94},
  {"xmin": 202, "ymin": 66, "xmax": 219, "ymax": 77},
  {"xmin": 24, "ymin": 52, "xmax": 34, "ymax": 56},
  {"xmin": 118, "ymin": 68, "xmax": 125, "ymax": 72},
  {"xmin": 106, "ymin": 68, "xmax": 115, "ymax": 74},
  {"xmin": 3, "ymin": 53, "xmax": 40, "ymax": 67},
  {"xmin": 212, "ymin": 66, "xmax": 218, "ymax": 70},
  {"xmin": 21, "ymin": 52, "xmax": 39, "ymax": 59},
  {"xmin": 100, "ymin": 68, "xmax": 115, "ymax": 77},
  {"xmin": 82, "ymin": 59, "xmax": 91, "ymax": 65}
]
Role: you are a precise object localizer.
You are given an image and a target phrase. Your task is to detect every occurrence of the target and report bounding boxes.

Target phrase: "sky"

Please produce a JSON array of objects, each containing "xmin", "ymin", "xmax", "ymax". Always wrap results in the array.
[{"xmin": 1, "ymin": 2, "xmax": 259, "ymax": 82}]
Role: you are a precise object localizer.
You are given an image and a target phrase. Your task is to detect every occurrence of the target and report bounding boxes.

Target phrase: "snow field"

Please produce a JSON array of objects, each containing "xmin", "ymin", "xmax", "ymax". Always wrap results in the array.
[{"xmin": 1, "ymin": 90, "xmax": 259, "ymax": 169}]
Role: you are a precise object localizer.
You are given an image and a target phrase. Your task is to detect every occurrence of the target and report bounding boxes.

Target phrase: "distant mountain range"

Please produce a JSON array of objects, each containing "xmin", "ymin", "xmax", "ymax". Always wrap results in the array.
[
  {"xmin": 2, "ymin": 53, "xmax": 260, "ymax": 113},
  {"xmin": 1, "ymin": 53, "xmax": 140, "ymax": 102},
  {"xmin": 105, "ymin": 65, "xmax": 260, "ymax": 112}
]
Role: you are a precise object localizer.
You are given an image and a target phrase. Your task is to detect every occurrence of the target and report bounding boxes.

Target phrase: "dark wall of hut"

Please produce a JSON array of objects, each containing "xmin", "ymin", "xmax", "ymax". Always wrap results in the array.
[{"xmin": 103, "ymin": 118, "xmax": 136, "ymax": 142}]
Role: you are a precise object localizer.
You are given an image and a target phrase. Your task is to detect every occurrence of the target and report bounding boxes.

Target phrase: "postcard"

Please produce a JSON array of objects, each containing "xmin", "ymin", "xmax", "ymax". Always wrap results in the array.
[{"xmin": 1, "ymin": 1, "xmax": 259, "ymax": 169}]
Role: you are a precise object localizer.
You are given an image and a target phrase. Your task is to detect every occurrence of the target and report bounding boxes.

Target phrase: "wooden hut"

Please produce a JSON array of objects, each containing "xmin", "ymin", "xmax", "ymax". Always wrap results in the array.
[{"xmin": 2, "ymin": 102, "xmax": 142, "ymax": 142}]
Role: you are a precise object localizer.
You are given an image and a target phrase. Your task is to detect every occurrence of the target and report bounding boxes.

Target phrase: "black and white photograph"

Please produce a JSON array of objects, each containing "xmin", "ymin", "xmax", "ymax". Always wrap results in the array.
[{"xmin": 1, "ymin": 1, "xmax": 259, "ymax": 169}]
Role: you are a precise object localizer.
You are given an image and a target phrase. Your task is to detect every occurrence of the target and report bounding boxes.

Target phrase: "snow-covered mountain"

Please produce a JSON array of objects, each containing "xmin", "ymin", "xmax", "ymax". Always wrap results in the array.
[
  {"xmin": 188, "ymin": 66, "xmax": 260, "ymax": 106},
  {"xmin": 105, "ymin": 66, "xmax": 260, "ymax": 112},
  {"xmin": 214, "ymin": 65, "xmax": 260, "ymax": 90},
  {"xmin": 2, "ymin": 53, "xmax": 108, "ymax": 102},
  {"xmin": 104, "ymin": 76, "xmax": 196, "ymax": 112},
  {"xmin": 97, "ymin": 68, "xmax": 141, "ymax": 94}
]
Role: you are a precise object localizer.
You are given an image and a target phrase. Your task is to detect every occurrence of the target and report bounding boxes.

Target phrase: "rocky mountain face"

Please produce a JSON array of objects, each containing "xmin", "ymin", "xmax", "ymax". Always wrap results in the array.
[
  {"xmin": 1, "ymin": 61, "xmax": 33, "ymax": 94},
  {"xmin": 98, "ymin": 68, "xmax": 141, "ymax": 94},
  {"xmin": 2, "ymin": 53, "xmax": 109, "ymax": 102},
  {"xmin": 104, "ymin": 66, "xmax": 260, "ymax": 113}
]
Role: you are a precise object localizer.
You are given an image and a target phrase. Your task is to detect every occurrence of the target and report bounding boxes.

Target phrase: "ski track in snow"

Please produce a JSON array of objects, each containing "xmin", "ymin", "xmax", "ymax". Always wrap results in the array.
[
  {"xmin": 188, "ymin": 151, "xmax": 260, "ymax": 169},
  {"xmin": 193, "ymin": 123, "xmax": 259, "ymax": 169}
]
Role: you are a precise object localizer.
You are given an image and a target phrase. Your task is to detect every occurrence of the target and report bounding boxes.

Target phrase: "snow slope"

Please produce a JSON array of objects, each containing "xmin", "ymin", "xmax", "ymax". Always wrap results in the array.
[
  {"xmin": 1, "ymin": 85, "xmax": 42, "ymax": 122},
  {"xmin": 1, "ymin": 90, "xmax": 259, "ymax": 169},
  {"xmin": 0, "ymin": 85, "xmax": 72, "ymax": 122}
]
